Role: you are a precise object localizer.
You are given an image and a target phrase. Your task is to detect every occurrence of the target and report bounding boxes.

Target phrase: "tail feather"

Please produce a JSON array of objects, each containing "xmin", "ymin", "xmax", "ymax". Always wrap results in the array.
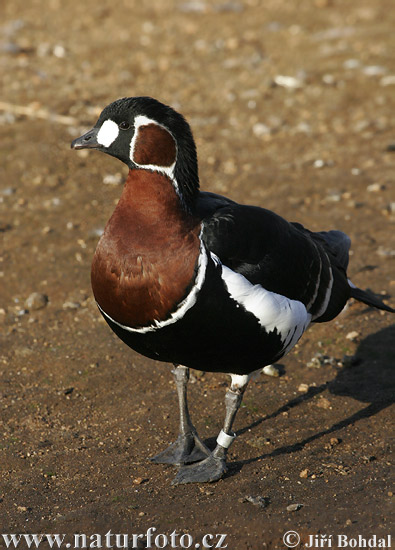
[{"xmin": 350, "ymin": 285, "xmax": 395, "ymax": 313}]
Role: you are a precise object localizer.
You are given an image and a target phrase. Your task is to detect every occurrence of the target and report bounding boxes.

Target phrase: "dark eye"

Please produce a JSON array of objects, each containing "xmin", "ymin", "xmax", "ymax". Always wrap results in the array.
[{"xmin": 119, "ymin": 121, "xmax": 130, "ymax": 130}]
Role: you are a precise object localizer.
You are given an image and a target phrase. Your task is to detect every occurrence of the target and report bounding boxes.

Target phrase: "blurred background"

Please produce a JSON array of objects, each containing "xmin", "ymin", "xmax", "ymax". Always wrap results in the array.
[{"xmin": 1, "ymin": 0, "xmax": 394, "ymax": 546}]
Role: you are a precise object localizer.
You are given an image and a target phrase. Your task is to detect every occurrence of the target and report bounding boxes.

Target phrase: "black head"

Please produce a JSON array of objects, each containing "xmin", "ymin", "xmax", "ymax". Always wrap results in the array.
[{"xmin": 71, "ymin": 97, "xmax": 199, "ymax": 209}]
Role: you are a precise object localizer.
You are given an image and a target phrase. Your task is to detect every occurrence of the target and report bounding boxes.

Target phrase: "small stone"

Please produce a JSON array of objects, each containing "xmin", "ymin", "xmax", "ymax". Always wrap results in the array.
[
  {"xmin": 178, "ymin": 1, "xmax": 207, "ymax": 13},
  {"xmin": 53, "ymin": 44, "xmax": 66, "ymax": 58},
  {"xmin": 287, "ymin": 503, "xmax": 303, "ymax": 512},
  {"xmin": 307, "ymin": 356, "xmax": 322, "ymax": 368},
  {"xmin": 252, "ymin": 123, "xmax": 271, "ymax": 138},
  {"xmin": 1, "ymin": 187, "xmax": 16, "ymax": 196},
  {"xmin": 343, "ymin": 59, "xmax": 360, "ymax": 69},
  {"xmin": 247, "ymin": 436, "xmax": 271, "ymax": 448},
  {"xmin": 103, "ymin": 173, "xmax": 123, "ymax": 185},
  {"xmin": 376, "ymin": 246, "xmax": 395, "ymax": 257},
  {"xmin": 62, "ymin": 301, "xmax": 81, "ymax": 310},
  {"xmin": 322, "ymin": 74, "xmax": 335, "ymax": 85},
  {"xmin": 298, "ymin": 383, "xmax": 309, "ymax": 392},
  {"xmin": 299, "ymin": 468, "xmax": 309, "ymax": 478},
  {"xmin": 25, "ymin": 292, "xmax": 48, "ymax": 311},
  {"xmin": 273, "ymin": 75, "xmax": 303, "ymax": 89},
  {"xmin": 380, "ymin": 75, "xmax": 395, "ymax": 86},
  {"xmin": 262, "ymin": 364, "xmax": 280, "ymax": 377},
  {"xmin": 366, "ymin": 183, "xmax": 385, "ymax": 192},
  {"xmin": 133, "ymin": 477, "xmax": 145, "ymax": 485},
  {"xmin": 244, "ymin": 495, "xmax": 269, "ymax": 508},
  {"xmin": 346, "ymin": 331, "xmax": 359, "ymax": 341},
  {"xmin": 316, "ymin": 397, "xmax": 331, "ymax": 410},
  {"xmin": 362, "ymin": 65, "xmax": 387, "ymax": 76},
  {"xmin": 330, "ymin": 437, "xmax": 340, "ymax": 446},
  {"xmin": 326, "ymin": 190, "xmax": 341, "ymax": 201}
]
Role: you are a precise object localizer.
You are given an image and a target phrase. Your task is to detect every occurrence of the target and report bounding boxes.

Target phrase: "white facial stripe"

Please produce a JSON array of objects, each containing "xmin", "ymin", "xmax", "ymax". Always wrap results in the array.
[
  {"xmin": 98, "ymin": 239, "xmax": 208, "ymax": 334},
  {"xmin": 216, "ymin": 255, "xmax": 311, "ymax": 355},
  {"xmin": 97, "ymin": 119, "xmax": 119, "ymax": 147}
]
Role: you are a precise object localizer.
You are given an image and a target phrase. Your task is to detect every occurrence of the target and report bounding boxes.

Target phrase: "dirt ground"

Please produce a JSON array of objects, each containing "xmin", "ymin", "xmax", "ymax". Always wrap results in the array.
[{"xmin": 1, "ymin": 1, "xmax": 394, "ymax": 548}]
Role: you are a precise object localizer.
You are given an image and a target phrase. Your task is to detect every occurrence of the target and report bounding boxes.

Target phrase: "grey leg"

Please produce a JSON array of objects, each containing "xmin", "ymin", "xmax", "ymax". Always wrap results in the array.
[
  {"xmin": 172, "ymin": 373, "xmax": 250, "ymax": 484},
  {"xmin": 150, "ymin": 365, "xmax": 211, "ymax": 465}
]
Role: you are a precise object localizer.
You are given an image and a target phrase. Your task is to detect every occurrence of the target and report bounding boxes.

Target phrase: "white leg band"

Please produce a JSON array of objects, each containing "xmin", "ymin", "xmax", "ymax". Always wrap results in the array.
[{"xmin": 216, "ymin": 429, "xmax": 236, "ymax": 449}]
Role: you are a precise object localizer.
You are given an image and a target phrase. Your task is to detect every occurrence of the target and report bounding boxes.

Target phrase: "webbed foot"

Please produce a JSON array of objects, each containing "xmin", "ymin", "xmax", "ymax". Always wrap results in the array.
[
  {"xmin": 150, "ymin": 431, "xmax": 211, "ymax": 465},
  {"xmin": 172, "ymin": 453, "xmax": 227, "ymax": 484}
]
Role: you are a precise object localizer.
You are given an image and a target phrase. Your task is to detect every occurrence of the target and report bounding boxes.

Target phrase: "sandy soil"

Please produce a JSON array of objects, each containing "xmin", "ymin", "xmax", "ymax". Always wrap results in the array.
[{"xmin": 1, "ymin": 1, "xmax": 394, "ymax": 548}]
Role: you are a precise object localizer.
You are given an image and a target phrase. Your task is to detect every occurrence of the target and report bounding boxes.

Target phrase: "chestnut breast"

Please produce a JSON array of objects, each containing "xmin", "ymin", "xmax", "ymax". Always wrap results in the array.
[{"xmin": 91, "ymin": 169, "xmax": 201, "ymax": 328}]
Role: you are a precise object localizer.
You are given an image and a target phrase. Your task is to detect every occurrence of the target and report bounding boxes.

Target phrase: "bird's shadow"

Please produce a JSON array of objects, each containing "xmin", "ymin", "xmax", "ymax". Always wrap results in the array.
[{"xmin": 225, "ymin": 324, "xmax": 395, "ymax": 475}]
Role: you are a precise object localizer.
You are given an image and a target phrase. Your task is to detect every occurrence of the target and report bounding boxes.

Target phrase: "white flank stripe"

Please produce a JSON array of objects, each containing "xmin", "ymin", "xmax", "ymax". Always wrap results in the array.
[
  {"xmin": 98, "ymin": 242, "xmax": 208, "ymax": 334},
  {"xmin": 215, "ymin": 254, "xmax": 311, "ymax": 354},
  {"xmin": 311, "ymin": 252, "xmax": 334, "ymax": 320},
  {"xmin": 97, "ymin": 119, "xmax": 119, "ymax": 147}
]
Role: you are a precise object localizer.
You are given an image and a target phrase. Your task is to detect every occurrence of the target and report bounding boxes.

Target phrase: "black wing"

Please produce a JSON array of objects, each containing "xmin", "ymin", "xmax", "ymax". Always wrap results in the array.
[{"xmin": 197, "ymin": 191, "xmax": 351, "ymax": 322}]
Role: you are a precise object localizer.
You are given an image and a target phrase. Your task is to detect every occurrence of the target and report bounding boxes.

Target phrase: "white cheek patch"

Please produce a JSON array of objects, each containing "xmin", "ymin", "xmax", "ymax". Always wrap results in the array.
[
  {"xmin": 215, "ymin": 255, "xmax": 311, "ymax": 355},
  {"xmin": 97, "ymin": 119, "xmax": 119, "ymax": 147}
]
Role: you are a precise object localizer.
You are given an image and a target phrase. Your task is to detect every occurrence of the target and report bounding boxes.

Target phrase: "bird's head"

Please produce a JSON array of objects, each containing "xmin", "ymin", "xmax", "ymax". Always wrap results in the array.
[{"xmin": 71, "ymin": 97, "xmax": 199, "ymax": 209}]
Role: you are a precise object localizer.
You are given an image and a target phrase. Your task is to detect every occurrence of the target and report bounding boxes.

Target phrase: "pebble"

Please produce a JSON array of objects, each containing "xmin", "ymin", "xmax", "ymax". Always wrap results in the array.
[
  {"xmin": 243, "ymin": 495, "xmax": 269, "ymax": 508},
  {"xmin": 133, "ymin": 477, "xmax": 148, "ymax": 485},
  {"xmin": 62, "ymin": 301, "xmax": 81, "ymax": 310},
  {"xmin": 298, "ymin": 383, "xmax": 309, "ymax": 392},
  {"xmin": 103, "ymin": 173, "xmax": 123, "ymax": 185},
  {"xmin": 1, "ymin": 187, "xmax": 16, "ymax": 196},
  {"xmin": 252, "ymin": 122, "xmax": 271, "ymax": 138},
  {"xmin": 299, "ymin": 468, "xmax": 309, "ymax": 478},
  {"xmin": 343, "ymin": 59, "xmax": 360, "ymax": 70},
  {"xmin": 366, "ymin": 183, "xmax": 385, "ymax": 192},
  {"xmin": 178, "ymin": 1, "xmax": 207, "ymax": 13},
  {"xmin": 380, "ymin": 75, "xmax": 395, "ymax": 86},
  {"xmin": 287, "ymin": 503, "xmax": 303, "ymax": 512},
  {"xmin": 247, "ymin": 436, "xmax": 271, "ymax": 448},
  {"xmin": 273, "ymin": 75, "xmax": 304, "ymax": 89},
  {"xmin": 346, "ymin": 330, "xmax": 359, "ymax": 341},
  {"xmin": 362, "ymin": 65, "xmax": 387, "ymax": 76},
  {"xmin": 25, "ymin": 292, "xmax": 48, "ymax": 311},
  {"xmin": 307, "ymin": 353, "xmax": 339, "ymax": 368},
  {"xmin": 262, "ymin": 364, "xmax": 280, "ymax": 377},
  {"xmin": 326, "ymin": 190, "xmax": 342, "ymax": 201},
  {"xmin": 376, "ymin": 246, "xmax": 395, "ymax": 257},
  {"xmin": 316, "ymin": 397, "xmax": 331, "ymax": 410}
]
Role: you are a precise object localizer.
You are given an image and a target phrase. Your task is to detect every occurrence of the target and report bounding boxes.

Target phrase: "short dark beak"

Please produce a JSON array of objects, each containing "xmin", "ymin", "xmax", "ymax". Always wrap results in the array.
[{"xmin": 71, "ymin": 127, "xmax": 100, "ymax": 150}]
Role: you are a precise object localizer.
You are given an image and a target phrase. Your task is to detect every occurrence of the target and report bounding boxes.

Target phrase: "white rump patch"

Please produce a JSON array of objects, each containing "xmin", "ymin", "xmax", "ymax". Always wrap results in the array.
[
  {"xmin": 97, "ymin": 119, "xmax": 119, "ymax": 147},
  {"xmin": 216, "ymin": 255, "xmax": 311, "ymax": 355},
  {"xmin": 98, "ymin": 240, "xmax": 208, "ymax": 334}
]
